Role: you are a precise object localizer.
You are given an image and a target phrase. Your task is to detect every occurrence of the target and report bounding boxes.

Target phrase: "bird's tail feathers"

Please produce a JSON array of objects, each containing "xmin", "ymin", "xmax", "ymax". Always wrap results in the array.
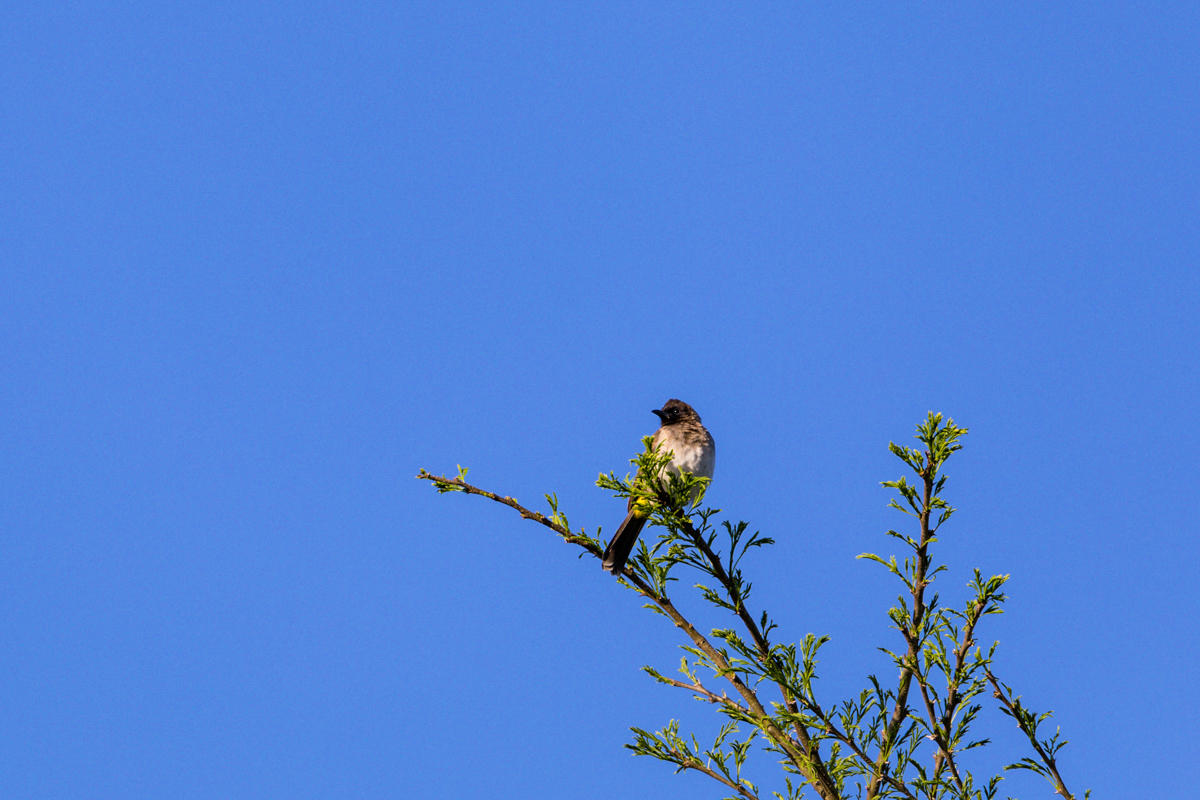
[{"xmin": 602, "ymin": 511, "xmax": 648, "ymax": 574}]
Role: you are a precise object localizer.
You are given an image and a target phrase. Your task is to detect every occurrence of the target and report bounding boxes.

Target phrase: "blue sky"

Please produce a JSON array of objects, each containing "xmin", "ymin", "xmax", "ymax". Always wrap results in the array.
[{"xmin": 3, "ymin": 2, "xmax": 1198, "ymax": 798}]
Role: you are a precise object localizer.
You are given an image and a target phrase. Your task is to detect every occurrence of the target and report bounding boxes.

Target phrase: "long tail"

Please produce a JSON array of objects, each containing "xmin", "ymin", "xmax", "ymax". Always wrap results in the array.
[{"xmin": 602, "ymin": 510, "xmax": 648, "ymax": 574}]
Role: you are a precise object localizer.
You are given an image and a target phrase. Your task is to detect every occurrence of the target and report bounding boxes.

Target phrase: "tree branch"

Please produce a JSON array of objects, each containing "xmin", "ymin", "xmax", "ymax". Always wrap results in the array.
[
  {"xmin": 923, "ymin": 595, "xmax": 992, "ymax": 795},
  {"xmin": 914, "ymin": 672, "xmax": 963, "ymax": 794},
  {"xmin": 652, "ymin": 673, "xmax": 746, "ymax": 711},
  {"xmin": 416, "ymin": 470, "xmax": 838, "ymax": 799},
  {"xmin": 986, "ymin": 671, "xmax": 1078, "ymax": 800},
  {"xmin": 867, "ymin": 456, "xmax": 935, "ymax": 799},
  {"xmin": 415, "ymin": 470, "xmax": 600, "ymax": 550},
  {"xmin": 680, "ymin": 756, "xmax": 761, "ymax": 800},
  {"xmin": 674, "ymin": 514, "xmax": 841, "ymax": 799},
  {"xmin": 805, "ymin": 708, "xmax": 921, "ymax": 800}
]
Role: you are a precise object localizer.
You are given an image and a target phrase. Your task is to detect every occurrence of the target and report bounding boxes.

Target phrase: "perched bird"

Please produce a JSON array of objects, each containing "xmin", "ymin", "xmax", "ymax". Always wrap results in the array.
[{"xmin": 602, "ymin": 399, "xmax": 716, "ymax": 575}]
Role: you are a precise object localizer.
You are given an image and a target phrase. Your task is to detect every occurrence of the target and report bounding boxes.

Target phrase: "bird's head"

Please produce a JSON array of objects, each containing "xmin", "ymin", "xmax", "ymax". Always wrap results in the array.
[{"xmin": 652, "ymin": 399, "xmax": 700, "ymax": 425}]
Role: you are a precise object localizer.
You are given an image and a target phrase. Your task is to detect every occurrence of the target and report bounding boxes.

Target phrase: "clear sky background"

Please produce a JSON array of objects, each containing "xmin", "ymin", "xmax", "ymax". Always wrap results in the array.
[{"xmin": 3, "ymin": 3, "xmax": 1198, "ymax": 798}]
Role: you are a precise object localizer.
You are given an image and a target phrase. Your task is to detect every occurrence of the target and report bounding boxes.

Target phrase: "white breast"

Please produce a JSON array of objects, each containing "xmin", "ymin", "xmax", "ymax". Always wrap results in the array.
[
  {"xmin": 657, "ymin": 428, "xmax": 716, "ymax": 505},
  {"xmin": 668, "ymin": 439, "xmax": 715, "ymax": 480}
]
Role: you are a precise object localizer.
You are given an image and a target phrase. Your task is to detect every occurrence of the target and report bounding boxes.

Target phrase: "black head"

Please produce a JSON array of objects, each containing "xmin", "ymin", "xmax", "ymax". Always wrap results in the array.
[{"xmin": 652, "ymin": 399, "xmax": 699, "ymax": 425}]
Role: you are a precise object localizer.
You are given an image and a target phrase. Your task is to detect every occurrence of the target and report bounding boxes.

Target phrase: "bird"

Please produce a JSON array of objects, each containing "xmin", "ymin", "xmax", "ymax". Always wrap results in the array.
[{"xmin": 602, "ymin": 399, "xmax": 715, "ymax": 575}]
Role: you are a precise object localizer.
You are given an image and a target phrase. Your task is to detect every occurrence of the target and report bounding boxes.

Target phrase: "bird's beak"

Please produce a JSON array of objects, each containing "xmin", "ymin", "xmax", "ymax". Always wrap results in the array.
[{"xmin": 652, "ymin": 409, "xmax": 667, "ymax": 420}]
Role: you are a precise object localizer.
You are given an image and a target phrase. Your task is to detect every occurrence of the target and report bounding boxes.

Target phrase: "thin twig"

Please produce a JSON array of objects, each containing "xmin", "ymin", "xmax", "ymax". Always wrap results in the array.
[
  {"xmin": 985, "ymin": 671, "xmax": 1076, "ymax": 800},
  {"xmin": 923, "ymin": 599, "xmax": 991, "ymax": 794},
  {"xmin": 675, "ymin": 754, "xmax": 761, "ymax": 800},
  {"xmin": 914, "ymin": 674, "xmax": 963, "ymax": 793},
  {"xmin": 415, "ymin": 471, "xmax": 599, "ymax": 550},
  {"xmin": 655, "ymin": 675, "xmax": 745, "ymax": 710}
]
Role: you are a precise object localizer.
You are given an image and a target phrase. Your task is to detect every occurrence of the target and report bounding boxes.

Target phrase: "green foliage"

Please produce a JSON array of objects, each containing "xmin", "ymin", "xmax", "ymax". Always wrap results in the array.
[
  {"xmin": 989, "ymin": 675, "xmax": 1089, "ymax": 799},
  {"xmin": 419, "ymin": 412, "xmax": 1087, "ymax": 800},
  {"xmin": 629, "ymin": 719, "xmax": 761, "ymax": 800},
  {"xmin": 424, "ymin": 464, "xmax": 472, "ymax": 493}
]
